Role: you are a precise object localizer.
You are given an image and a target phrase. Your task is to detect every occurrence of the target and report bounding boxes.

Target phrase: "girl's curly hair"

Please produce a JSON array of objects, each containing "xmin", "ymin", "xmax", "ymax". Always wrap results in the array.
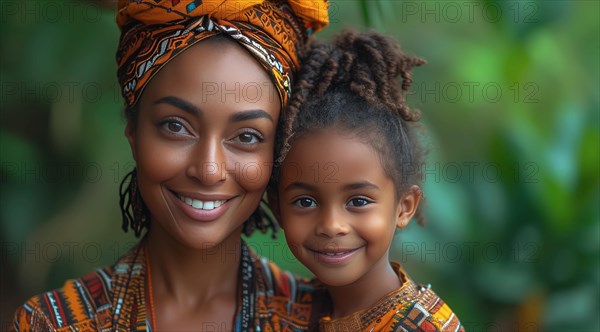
[{"xmin": 272, "ymin": 28, "xmax": 427, "ymax": 224}]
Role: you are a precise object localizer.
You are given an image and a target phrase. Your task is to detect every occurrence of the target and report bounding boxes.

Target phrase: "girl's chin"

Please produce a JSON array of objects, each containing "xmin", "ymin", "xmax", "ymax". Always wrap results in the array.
[{"xmin": 315, "ymin": 274, "xmax": 355, "ymax": 288}]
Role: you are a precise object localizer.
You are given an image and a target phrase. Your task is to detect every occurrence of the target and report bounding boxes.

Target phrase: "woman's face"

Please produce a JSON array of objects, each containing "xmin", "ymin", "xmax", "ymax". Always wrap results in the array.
[{"xmin": 126, "ymin": 39, "xmax": 280, "ymax": 249}]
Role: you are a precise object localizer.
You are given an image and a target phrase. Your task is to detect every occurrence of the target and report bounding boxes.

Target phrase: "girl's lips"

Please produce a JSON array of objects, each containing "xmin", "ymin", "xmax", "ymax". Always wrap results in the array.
[
  {"xmin": 308, "ymin": 246, "xmax": 363, "ymax": 265},
  {"xmin": 168, "ymin": 190, "xmax": 236, "ymax": 222}
]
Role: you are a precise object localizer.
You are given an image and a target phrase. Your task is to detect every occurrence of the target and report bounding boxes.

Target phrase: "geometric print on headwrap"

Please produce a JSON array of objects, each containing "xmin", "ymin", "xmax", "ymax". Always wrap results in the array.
[{"xmin": 116, "ymin": 0, "xmax": 329, "ymax": 110}]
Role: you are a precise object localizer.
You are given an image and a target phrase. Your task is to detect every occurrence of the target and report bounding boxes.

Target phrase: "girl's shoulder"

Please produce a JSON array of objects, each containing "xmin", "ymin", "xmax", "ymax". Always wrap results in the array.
[
  {"xmin": 320, "ymin": 262, "xmax": 463, "ymax": 332},
  {"xmin": 369, "ymin": 262, "xmax": 464, "ymax": 331},
  {"xmin": 386, "ymin": 282, "xmax": 464, "ymax": 332}
]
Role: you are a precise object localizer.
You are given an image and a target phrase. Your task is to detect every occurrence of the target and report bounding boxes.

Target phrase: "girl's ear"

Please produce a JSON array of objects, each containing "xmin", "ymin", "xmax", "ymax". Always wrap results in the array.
[
  {"xmin": 395, "ymin": 185, "xmax": 422, "ymax": 229},
  {"xmin": 125, "ymin": 120, "xmax": 137, "ymax": 161}
]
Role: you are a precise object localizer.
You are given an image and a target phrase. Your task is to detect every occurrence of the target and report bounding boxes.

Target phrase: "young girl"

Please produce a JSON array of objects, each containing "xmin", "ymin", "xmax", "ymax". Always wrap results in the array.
[{"xmin": 270, "ymin": 30, "xmax": 464, "ymax": 331}]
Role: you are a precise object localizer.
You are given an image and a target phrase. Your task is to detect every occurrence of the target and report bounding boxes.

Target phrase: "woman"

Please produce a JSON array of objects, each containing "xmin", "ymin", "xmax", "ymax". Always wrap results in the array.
[{"xmin": 12, "ymin": 1, "xmax": 329, "ymax": 331}]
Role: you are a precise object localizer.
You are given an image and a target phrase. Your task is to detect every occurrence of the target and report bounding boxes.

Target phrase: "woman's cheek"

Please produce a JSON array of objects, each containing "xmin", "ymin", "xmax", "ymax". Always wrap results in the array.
[
  {"xmin": 138, "ymin": 142, "xmax": 185, "ymax": 181},
  {"xmin": 233, "ymin": 151, "xmax": 273, "ymax": 192}
]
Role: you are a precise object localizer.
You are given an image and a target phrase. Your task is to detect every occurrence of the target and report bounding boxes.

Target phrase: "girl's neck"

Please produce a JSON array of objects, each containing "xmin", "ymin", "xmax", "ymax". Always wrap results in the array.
[
  {"xmin": 326, "ymin": 255, "xmax": 401, "ymax": 319},
  {"xmin": 145, "ymin": 223, "xmax": 243, "ymax": 305}
]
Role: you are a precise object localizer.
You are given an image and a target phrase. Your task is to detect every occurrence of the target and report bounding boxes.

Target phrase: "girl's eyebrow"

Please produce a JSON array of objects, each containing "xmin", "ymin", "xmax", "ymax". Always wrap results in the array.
[
  {"xmin": 283, "ymin": 181, "xmax": 380, "ymax": 193},
  {"xmin": 283, "ymin": 182, "xmax": 315, "ymax": 193},
  {"xmin": 343, "ymin": 181, "xmax": 380, "ymax": 191},
  {"xmin": 154, "ymin": 96, "xmax": 199, "ymax": 115}
]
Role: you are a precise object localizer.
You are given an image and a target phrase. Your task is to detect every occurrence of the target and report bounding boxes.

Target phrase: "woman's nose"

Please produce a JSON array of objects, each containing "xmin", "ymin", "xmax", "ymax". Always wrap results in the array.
[{"xmin": 186, "ymin": 137, "xmax": 227, "ymax": 186}]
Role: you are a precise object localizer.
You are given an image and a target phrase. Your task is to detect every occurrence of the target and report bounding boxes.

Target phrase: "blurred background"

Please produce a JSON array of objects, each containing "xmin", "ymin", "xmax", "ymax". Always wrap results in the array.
[{"xmin": 1, "ymin": 0, "xmax": 598, "ymax": 331}]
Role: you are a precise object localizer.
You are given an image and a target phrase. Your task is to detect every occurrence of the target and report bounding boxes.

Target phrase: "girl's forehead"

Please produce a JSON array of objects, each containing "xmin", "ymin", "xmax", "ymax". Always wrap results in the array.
[
  {"xmin": 279, "ymin": 131, "xmax": 394, "ymax": 193},
  {"xmin": 283, "ymin": 131, "xmax": 381, "ymax": 170},
  {"xmin": 291, "ymin": 129, "xmax": 372, "ymax": 153}
]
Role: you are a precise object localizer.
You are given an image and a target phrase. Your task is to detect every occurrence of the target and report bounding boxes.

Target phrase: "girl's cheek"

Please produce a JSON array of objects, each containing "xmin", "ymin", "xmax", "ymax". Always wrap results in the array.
[{"xmin": 286, "ymin": 240, "xmax": 303, "ymax": 257}]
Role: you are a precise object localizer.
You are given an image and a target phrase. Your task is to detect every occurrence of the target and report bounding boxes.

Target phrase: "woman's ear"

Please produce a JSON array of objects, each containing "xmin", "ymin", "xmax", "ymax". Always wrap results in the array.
[
  {"xmin": 395, "ymin": 185, "xmax": 422, "ymax": 229},
  {"xmin": 266, "ymin": 187, "xmax": 281, "ymax": 221},
  {"xmin": 125, "ymin": 120, "xmax": 137, "ymax": 161}
]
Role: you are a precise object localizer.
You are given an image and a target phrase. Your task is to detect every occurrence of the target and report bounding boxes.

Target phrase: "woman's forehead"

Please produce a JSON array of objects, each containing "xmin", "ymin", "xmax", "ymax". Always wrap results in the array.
[{"xmin": 139, "ymin": 42, "xmax": 280, "ymax": 113}]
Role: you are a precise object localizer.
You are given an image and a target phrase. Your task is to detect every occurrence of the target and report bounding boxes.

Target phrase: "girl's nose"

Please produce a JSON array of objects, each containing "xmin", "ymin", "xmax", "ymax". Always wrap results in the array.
[{"xmin": 315, "ymin": 207, "xmax": 350, "ymax": 238}]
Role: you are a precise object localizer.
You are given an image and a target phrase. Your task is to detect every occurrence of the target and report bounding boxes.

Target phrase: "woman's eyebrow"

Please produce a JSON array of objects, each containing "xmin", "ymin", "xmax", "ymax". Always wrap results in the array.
[
  {"xmin": 151, "ymin": 98, "xmax": 272, "ymax": 123},
  {"xmin": 153, "ymin": 96, "xmax": 200, "ymax": 115},
  {"xmin": 229, "ymin": 110, "xmax": 273, "ymax": 123}
]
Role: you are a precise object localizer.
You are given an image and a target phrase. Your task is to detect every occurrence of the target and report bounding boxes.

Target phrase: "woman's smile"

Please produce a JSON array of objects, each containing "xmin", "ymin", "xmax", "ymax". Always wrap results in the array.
[{"xmin": 168, "ymin": 188, "xmax": 238, "ymax": 222}]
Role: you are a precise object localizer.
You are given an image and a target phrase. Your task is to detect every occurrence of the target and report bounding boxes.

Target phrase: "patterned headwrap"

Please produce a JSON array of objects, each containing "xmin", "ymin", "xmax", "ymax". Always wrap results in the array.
[{"xmin": 116, "ymin": 0, "xmax": 329, "ymax": 110}]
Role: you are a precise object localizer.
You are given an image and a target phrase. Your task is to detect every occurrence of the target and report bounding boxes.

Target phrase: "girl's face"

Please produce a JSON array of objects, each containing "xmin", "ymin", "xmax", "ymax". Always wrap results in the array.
[
  {"xmin": 277, "ymin": 130, "xmax": 419, "ymax": 287},
  {"xmin": 126, "ymin": 40, "xmax": 280, "ymax": 250}
]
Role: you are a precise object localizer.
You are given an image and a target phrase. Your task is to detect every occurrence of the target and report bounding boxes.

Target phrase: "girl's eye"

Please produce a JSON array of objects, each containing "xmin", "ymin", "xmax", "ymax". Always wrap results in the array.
[
  {"xmin": 347, "ymin": 198, "xmax": 371, "ymax": 207},
  {"xmin": 161, "ymin": 120, "xmax": 190, "ymax": 135},
  {"xmin": 235, "ymin": 132, "xmax": 263, "ymax": 145},
  {"xmin": 293, "ymin": 197, "xmax": 317, "ymax": 208}
]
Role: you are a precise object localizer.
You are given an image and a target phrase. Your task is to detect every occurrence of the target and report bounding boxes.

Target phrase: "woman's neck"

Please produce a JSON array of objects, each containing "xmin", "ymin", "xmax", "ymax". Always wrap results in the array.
[
  {"xmin": 145, "ymin": 223, "xmax": 243, "ymax": 305},
  {"xmin": 326, "ymin": 255, "xmax": 401, "ymax": 319}
]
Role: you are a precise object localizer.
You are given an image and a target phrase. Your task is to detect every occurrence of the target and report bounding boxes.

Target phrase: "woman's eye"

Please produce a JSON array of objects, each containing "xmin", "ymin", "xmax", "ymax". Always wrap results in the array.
[
  {"xmin": 161, "ymin": 120, "xmax": 190, "ymax": 135},
  {"xmin": 235, "ymin": 132, "xmax": 262, "ymax": 144},
  {"xmin": 293, "ymin": 198, "xmax": 317, "ymax": 208},
  {"xmin": 347, "ymin": 198, "xmax": 370, "ymax": 207}
]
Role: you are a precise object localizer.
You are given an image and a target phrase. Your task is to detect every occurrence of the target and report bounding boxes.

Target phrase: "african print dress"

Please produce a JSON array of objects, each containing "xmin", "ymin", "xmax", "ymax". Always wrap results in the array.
[
  {"xmin": 11, "ymin": 240, "xmax": 329, "ymax": 332},
  {"xmin": 319, "ymin": 263, "xmax": 463, "ymax": 332}
]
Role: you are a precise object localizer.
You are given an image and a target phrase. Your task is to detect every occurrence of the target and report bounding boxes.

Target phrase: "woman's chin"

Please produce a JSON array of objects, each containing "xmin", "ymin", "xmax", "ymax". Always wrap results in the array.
[{"xmin": 151, "ymin": 218, "xmax": 244, "ymax": 252}]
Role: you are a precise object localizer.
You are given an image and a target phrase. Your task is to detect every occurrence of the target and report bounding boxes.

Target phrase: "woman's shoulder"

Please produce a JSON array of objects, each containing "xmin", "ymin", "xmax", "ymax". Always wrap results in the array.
[
  {"xmin": 254, "ymin": 250, "xmax": 327, "ymax": 294},
  {"xmin": 11, "ymin": 266, "xmax": 115, "ymax": 332},
  {"xmin": 250, "ymin": 253, "xmax": 331, "ymax": 331},
  {"xmin": 11, "ymin": 243, "xmax": 145, "ymax": 332},
  {"xmin": 252, "ymin": 253, "xmax": 329, "ymax": 302}
]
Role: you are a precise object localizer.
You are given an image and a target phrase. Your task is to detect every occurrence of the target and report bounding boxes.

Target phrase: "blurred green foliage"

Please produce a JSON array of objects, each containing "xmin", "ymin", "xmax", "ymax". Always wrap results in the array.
[{"xmin": 1, "ymin": 1, "xmax": 598, "ymax": 331}]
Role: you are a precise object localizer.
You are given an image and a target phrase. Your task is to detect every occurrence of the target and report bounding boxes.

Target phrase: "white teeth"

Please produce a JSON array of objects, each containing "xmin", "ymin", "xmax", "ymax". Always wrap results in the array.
[
  {"xmin": 179, "ymin": 195, "xmax": 225, "ymax": 211},
  {"xmin": 321, "ymin": 251, "xmax": 352, "ymax": 256},
  {"xmin": 192, "ymin": 200, "xmax": 203, "ymax": 209}
]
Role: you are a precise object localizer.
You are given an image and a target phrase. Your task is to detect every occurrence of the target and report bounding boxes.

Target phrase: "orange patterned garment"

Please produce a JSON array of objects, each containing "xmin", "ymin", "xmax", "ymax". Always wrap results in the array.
[
  {"xmin": 319, "ymin": 263, "xmax": 464, "ymax": 332},
  {"xmin": 12, "ymin": 241, "xmax": 330, "ymax": 332},
  {"xmin": 116, "ymin": 0, "xmax": 329, "ymax": 110}
]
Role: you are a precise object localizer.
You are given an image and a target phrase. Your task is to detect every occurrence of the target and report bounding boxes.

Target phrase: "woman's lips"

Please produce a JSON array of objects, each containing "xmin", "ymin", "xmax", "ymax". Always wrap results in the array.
[
  {"xmin": 178, "ymin": 194, "xmax": 227, "ymax": 210},
  {"xmin": 307, "ymin": 246, "xmax": 363, "ymax": 265},
  {"xmin": 169, "ymin": 190, "xmax": 236, "ymax": 222}
]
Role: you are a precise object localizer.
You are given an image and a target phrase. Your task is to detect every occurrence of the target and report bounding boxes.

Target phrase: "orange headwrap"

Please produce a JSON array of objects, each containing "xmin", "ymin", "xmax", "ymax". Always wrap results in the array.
[{"xmin": 116, "ymin": 0, "xmax": 329, "ymax": 110}]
